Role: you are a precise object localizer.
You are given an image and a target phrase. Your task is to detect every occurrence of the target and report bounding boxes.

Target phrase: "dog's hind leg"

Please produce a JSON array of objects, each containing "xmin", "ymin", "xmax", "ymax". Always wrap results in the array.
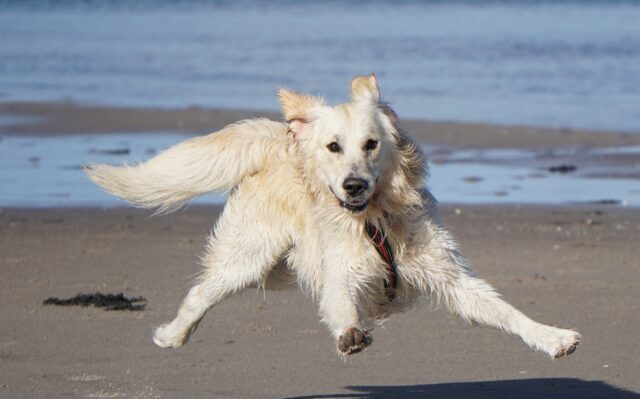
[
  {"xmin": 152, "ymin": 196, "xmax": 292, "ymax": 348},
  {"xmin": 406, "ymin": 219, "xmax": 581, "ymax": 358}
]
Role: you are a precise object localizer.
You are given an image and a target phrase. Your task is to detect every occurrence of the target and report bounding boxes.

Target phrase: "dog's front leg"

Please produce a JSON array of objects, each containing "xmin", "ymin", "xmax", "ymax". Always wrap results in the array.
[
  {"xmin": 319, "ymin": 243, "xmax": 371, "ymax": 355},
  {"xmin": 408, "ymin": 219, "xmax": 581, "ymax": 358},
  {"xmin": 153, "ymin": 197, "xmax": 293, "ymax": 349}
]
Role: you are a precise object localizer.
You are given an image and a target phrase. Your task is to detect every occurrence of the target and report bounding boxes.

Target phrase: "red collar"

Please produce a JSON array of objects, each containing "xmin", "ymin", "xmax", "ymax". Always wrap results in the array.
[{"xmin": 365, "ymin": 221, "xmax": 397, "ymax": 302}]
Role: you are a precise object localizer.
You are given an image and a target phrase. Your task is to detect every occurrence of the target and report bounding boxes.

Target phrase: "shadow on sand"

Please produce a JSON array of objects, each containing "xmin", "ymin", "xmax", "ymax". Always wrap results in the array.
[{"xmin": 285, "ymin": 378, "xmax": 639, "ymax": 399}]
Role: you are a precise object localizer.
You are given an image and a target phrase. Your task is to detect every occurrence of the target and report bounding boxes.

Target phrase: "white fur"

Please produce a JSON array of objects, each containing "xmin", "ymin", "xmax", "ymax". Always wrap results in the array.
[{"xmin": 88, "ymin": 75, "xmax": 581, "ymax": 358}]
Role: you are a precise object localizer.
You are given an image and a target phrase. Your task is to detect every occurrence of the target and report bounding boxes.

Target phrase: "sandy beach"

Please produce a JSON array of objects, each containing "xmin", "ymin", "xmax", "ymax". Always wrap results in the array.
[
  {"xmin": 1, "ymin": 102, "xmax": 639, "ymax": 398},
  {"xmin": 1, "ymin": 205, "xmax": 639, "ymax": 398},
  {"xmin": 3, "ymin": 1, "xmax": 640, "ymax": 397}
]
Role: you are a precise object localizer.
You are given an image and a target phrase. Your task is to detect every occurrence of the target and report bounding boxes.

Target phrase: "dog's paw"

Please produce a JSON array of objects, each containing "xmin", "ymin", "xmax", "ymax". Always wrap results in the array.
[
  {"xmin": 552, "ymin": 330, "xmax": 581, "ymax": 358},
  {"xmin": 530, "ymin": 326, "xmax": 581, "ymax": 358},
  {"xmin": 153, "ymin": 323, "xmax": 189, "ymax": 348},
  {"xmin": 337, "ymin": 327, "xmax": 372, "ymax": 355}
]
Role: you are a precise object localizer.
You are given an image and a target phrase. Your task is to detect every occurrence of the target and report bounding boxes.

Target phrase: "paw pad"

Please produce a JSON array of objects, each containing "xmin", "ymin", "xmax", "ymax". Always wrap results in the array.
[
  {"xmin": 554, "ymin": 336, "xmax": 581, "ymax": 358},
  {"xmin": 338, "ymin": 328, "xmax": 371, "ymax": 355}
]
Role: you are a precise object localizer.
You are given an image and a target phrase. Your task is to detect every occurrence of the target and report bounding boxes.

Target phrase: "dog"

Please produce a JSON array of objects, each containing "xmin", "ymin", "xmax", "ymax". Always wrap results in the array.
[{"xmin": 86, "ymin": 74, "xmax": 581, "ymax": 358}]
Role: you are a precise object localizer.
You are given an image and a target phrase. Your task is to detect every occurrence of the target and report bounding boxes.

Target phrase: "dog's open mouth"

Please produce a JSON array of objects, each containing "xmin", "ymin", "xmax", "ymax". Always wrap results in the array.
[
  {"xmin": 338, "ymin": 199, "xmax": 368, "ymax": 213},
  {"xmin": 330, "ymin": 186, "xmax": 368, "ymax": 213}
]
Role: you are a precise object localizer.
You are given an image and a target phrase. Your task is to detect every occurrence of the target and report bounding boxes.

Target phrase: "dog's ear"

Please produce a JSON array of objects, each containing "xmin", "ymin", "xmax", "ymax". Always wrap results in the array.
[
  {"xmin": 278, "ymin": 88, "xmax": 323, "ymax": 121},
  {"xmin": 286, "ymin": 118, "xmax": 310, "ymax": 140},
  {"xmin": 350, "ymin": 74, "xmax": 380, "ymax": 102},
  {"xmin": 278, "ymin": 88, "xmax": 323, "ymax": 139}
]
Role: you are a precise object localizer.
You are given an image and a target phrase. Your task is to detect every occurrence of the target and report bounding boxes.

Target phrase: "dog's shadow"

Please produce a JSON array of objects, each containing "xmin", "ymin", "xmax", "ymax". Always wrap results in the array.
[{"xmin": 284, "ymin": 378, "xmax": 639, "ymax": 399}]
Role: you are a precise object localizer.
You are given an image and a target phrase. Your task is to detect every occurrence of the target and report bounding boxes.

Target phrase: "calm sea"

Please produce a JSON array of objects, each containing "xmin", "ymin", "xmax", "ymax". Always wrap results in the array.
[{"xmin": 1, "ymin": 0, "xmax": 639, "ymax": 132}]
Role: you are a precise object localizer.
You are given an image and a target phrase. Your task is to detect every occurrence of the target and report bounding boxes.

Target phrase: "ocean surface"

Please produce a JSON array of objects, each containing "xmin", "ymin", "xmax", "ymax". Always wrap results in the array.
[{"xmin": 1, "ymin": 0, "xmax": 639, "ymax": 132}]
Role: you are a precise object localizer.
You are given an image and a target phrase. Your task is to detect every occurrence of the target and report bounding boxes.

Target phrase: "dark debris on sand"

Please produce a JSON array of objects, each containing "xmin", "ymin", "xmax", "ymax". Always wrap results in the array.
[
  {"xmin": 43, "ymin": 292, "xmax": 146, "ymax": 311},
  {"xmin": 548, "ymin": 164, "xmax": 577, "ymax": 173}
]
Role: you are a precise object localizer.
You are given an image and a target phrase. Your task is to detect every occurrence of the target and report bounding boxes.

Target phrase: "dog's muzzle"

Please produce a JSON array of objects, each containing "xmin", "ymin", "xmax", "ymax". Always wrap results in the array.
[
  {"xmin": 331, "ymin": 178, "xmax": 370, "ymax": 213},
  {"xmin": 338, "ymin": 198, "xmax": 368, "ymax": 213}
]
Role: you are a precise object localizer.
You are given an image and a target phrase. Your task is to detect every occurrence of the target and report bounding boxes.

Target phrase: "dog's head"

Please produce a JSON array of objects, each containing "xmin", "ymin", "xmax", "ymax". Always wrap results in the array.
[{"xmin": 279, "ymin": 74, "xmax": 401, "ymax": 214}]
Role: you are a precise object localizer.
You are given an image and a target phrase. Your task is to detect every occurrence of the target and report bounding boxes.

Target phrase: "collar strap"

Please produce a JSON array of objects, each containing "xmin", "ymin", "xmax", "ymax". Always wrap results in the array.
[{"xmin": 365, "ymin": 220, "xmax": 397, "ymax": 301}]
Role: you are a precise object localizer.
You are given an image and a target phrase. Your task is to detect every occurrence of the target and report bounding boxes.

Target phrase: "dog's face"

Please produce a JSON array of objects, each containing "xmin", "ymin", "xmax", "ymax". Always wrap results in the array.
[
  {"xmin": 279, "ymin": 74, "xmax": 397, "ymax": 214},
  {"xmin": 307, "ymin": 103, "xmax": 386, "ymax": 213}
]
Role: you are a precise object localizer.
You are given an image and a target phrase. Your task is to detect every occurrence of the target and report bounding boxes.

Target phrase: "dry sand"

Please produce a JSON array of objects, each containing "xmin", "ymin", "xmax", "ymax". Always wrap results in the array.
[{"xmin": 1, "ymin": 205, "xmax": 639, "ymax": 399}]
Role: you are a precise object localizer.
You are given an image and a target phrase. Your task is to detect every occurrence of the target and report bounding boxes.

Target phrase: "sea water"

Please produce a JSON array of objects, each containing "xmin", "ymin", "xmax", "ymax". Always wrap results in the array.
[
  {"xmin": 1, "ymin": 0, "xmax": 639, "ymax": 132},
  {"xmin": 1, "ymin": 133, "xmax": 638, "ymax": 207}
]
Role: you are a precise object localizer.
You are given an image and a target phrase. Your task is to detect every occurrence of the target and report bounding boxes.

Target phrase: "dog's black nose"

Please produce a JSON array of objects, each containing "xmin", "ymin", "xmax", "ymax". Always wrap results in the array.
[{"xmin": 343, "ymin": 178, "xmax": 369, "ymax": 197}]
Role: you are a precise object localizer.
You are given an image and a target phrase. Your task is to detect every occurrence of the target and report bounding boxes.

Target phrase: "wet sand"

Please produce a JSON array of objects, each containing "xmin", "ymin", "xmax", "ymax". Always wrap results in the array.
[
  {"xmin": 2, "ymin": 100, "xmax": 640, "ymax": 149},
  {"xmin": 1, "ymin": 205, "xmax": 639, "ymax": 398},
  {"xmin": 3, "ymin": 101, "xmax": 640, "ymax": 207}
]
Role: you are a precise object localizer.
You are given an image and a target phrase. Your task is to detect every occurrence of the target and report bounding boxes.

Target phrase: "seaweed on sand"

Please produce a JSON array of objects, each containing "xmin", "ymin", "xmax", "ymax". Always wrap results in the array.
[{"xmin": 43, "ymin": 292, "xmax": 146, "ymax": 311}]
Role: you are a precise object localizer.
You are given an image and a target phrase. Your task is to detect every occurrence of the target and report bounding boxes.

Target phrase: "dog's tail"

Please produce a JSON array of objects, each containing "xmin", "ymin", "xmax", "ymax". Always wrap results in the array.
[{"xmin": 86, "ymin": 119, "xmax": 289, "ymax": 214}]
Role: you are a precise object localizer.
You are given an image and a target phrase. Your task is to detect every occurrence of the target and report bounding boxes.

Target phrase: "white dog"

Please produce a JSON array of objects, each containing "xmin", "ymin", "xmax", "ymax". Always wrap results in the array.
[{"xmin": 87, "ymin": 75, "xmax": 581, "ymax": 357}]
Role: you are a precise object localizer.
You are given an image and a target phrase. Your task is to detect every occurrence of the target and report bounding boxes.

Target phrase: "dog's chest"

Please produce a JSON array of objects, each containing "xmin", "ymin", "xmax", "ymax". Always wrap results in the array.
[{"xmin": 286, "ymin": 224, "xmax": 398, "ymax": 301}]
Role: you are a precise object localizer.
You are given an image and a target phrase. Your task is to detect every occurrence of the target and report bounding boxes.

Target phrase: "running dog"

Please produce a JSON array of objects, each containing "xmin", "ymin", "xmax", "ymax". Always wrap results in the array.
[{"xmin": 86, "ymin": 74, "xmax": 581, "ymax": 357}]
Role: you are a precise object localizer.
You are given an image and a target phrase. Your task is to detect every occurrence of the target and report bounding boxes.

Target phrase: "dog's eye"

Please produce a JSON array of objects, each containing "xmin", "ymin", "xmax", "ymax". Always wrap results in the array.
[
  {"xmin": 326, "ymin": 142, "xmax": 341, "ymax": 153},
  {"xmin": 364, "ymin": 139, "xmax": 378, "ymax": 151}
]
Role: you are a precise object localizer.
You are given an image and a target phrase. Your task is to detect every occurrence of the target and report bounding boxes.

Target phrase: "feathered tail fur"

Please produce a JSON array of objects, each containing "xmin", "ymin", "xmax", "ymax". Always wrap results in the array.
[{"xmin": 86, "ymin": 119, "xmax": 289, "ymax": 213}]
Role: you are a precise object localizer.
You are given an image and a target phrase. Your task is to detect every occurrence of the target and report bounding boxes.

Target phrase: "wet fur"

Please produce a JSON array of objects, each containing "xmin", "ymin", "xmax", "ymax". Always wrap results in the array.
[{"xmin": 87, "ymin": 75, "xmax": 580, "ymax": 358}]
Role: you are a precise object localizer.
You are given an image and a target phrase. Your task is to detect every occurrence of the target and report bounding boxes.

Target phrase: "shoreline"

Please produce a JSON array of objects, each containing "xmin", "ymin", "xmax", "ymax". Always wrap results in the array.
[
  {"xmin": 2, "ymin": 100, "xmax": 640, "ymax": 149},
  {"xmin": 2, "ymin": 100, "xmax": 640, "ymax": 208}
]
